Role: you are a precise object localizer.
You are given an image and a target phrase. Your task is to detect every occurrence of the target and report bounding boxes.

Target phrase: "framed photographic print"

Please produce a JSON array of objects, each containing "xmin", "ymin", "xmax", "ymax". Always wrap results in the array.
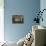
[{"xmin": 12, "ymin": 15, "xmax": 24, "ymax": 24}]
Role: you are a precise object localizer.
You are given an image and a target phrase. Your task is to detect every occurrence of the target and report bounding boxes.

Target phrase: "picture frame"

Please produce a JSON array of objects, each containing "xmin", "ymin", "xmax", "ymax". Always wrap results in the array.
[{"xmin": 12, "ymin": 15, "xmax": 24, "ymax": 24}]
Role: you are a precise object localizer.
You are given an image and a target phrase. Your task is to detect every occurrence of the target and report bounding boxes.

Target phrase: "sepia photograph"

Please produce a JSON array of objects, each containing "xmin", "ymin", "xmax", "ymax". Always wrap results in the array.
[{"xmin": 12, "ymin": 15, "xmax": 24, "ymax": 24}]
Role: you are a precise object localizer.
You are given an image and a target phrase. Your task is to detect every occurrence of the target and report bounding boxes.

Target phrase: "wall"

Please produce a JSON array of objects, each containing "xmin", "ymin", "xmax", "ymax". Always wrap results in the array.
[
  {"xmin": 0, "ymin": 0, "xmax": 4, "ymax": 42},
  {"xmin": 40, "ymin": 0, "xmax": 46, "ymax": 27},
  {"xmin": 40, "ymin": 0, "xmax": 46, "ymax": 45},
  {"xmin": 4, "ymin": 0, "xmax": 40, "ymax": 42}
]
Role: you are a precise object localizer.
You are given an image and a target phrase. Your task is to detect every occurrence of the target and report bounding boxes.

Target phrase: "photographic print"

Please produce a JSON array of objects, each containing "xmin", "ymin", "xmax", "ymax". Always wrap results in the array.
[{"xmin": 12, "ymin": 15, "xmax": 24, "ymax": 24}]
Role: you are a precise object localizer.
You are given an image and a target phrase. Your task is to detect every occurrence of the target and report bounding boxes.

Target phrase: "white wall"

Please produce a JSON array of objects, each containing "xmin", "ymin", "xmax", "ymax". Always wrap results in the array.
[{"xmin": 0, "ymin": 0, "xmax": 4, "ymax": 42}]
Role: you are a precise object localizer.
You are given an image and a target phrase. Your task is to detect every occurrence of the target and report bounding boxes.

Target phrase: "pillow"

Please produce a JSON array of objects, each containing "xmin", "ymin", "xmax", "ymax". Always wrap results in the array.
[
  {"xmin": 17, "ymin": 37, "xmax": 25, "ymax": 46},
  {"xmin": 23, "ymin": 32, "xmax": 34, "ymax": 46},
  {"xmin": 3, "ymin": 41, "xmax": 17, "ymax": 46}
]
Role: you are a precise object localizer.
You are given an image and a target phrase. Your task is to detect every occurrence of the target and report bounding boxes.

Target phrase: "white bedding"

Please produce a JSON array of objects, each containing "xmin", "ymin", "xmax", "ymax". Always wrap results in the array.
[{"xmin": 1, "ymin": 41, "xmax": 17, "ymax": 46}]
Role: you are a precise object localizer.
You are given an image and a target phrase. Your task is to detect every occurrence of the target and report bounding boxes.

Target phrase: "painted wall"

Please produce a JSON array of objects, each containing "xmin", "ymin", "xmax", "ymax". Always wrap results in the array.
[
  {"xmin": 40, "ymin": 0, "xmax": 46, "ymax": 44},
  {"xmin": 4, "ymin": 0, "xmax": 40, "ymax": 42},
  {"xmin": 40, "ymin": 0, "xmax": 46, "ymax": 27}
]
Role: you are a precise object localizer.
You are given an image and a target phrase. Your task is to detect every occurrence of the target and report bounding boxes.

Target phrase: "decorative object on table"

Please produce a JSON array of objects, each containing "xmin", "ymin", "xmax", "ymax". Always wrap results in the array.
[
  {"xmin": 33, "ymin": 9, "xmax": 46, "ymax": 24},
  {"xmin": 12, "ymin": 15, "xmax": 24, "ymax": 24}
]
